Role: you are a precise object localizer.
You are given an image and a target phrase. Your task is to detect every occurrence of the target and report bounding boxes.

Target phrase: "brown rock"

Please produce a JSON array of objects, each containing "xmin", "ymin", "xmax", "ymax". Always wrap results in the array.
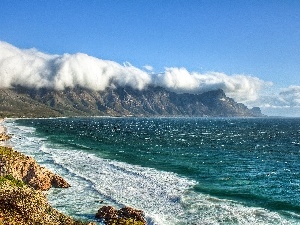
[
  {"xmin": 119, "ymin": 206, "xmax": 146, "ymax": 223},
  {"xmin": 95, "ymin": 206, "xmax": 147, "ymax": 225},
  {"xmin": 51, "ymin": 174, "xmax": 71, "ymax": 188},
  {"xmin": 95, "ymin": 206, "xmax": 118, "ymax": 220},
  {"xmin": 0, "ymin": 146, "xmax": 70, "ymax": 190},
  {"xmin": 0, "ymin": 179, "xmax": 92, "ymax": 225},
  {"xmin": 0, "ymin": 133, "xmax": 11, "ymax": 141}
]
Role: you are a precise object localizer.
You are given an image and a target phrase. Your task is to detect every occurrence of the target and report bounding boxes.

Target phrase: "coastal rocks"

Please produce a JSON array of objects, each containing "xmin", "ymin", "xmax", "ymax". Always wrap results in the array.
[
  {"xmin": 96, "ymin": 206, "xmax": 147, "ymax": 225},
  {"xmin": 0, "ymin": 120, "xmax": 10, "ymax": 142},
  {"xmin": 0, "ymin": 146, "xmax": 70, "ymax": 191},
  {"xmin": 0, "ymin": 133, "xmax": 10, "ymax": 141},
  {"xmin": 0, "ymin": 175, "xmax": 94, "ymax": 225}
]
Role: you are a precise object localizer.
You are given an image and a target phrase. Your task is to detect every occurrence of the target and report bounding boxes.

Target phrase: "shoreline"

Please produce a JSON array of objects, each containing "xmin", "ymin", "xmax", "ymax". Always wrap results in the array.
[
  {"xmin": 0, "ymin": 118, "xmax": 95, "ymax": 225},
  {"xmin": 0, "ymin": 118, "xmax": 147, "ymax": 225}
]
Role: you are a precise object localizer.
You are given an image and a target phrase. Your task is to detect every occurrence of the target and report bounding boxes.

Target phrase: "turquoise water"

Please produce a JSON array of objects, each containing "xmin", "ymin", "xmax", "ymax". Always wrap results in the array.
[{"xmin": 5, "ymin": 117, "xmax": 300, "ymax": 224}]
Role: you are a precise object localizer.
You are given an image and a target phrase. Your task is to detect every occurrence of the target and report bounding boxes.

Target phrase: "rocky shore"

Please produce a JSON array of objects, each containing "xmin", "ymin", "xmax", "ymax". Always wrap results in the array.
[
  {"xmin": 0, "ymin": 174, "xmax": 92, "ymax": 225},
  {"xmin": 0, "ymin": 143, "xmax": 93, "ymax": 224},
  {"xmin": 0, "ymin": 120, "xmax": 10, "ymax": 142},
  {"xmin": 0, "ymin": 119, "xmax": 147, "ymax": 225},
  {"xmin": 0, "ymin": 146, "xmax": 70, "ymax": 191}
]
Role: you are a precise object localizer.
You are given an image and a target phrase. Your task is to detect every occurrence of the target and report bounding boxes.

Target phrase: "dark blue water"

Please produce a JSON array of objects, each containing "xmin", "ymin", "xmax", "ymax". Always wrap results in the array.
[{"xmin": 7, "ymin": 117, "xmax": 300, "ymax": 224}]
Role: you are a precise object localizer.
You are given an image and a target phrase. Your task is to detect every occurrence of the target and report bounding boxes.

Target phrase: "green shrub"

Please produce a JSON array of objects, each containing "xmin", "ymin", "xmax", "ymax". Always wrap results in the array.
[
  {"xmin": 0, "ymin": 174, "xmax": 25, "ymax": 187},
  {"xmin": 107, "ymin": 218, "xmax": 145, "ymax": 225}
]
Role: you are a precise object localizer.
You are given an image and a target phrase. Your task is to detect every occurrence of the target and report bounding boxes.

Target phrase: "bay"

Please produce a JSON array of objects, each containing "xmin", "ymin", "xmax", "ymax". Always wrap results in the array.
[{"xmin": 5, "ymin": 117, "xmax": 300, "ymax": 224}]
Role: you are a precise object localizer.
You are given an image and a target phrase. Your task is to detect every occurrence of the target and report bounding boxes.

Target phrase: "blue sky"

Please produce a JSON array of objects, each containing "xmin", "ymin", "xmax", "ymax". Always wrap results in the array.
[{"xmin": 0, "ymin": 1, "xmax": 300, "ymax": 116}]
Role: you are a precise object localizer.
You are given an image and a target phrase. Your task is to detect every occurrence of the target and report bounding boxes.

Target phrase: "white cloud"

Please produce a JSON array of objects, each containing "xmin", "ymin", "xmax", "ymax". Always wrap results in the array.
[
  {"xmin": 143, "ymin": 65, "xmax": 153, "ymax": 71},
  {"xmin": 246, "ymin": 85, "xmax": 300, "ymax": 117},
  {"xmin": 253, "ymin": 85, "xmax": 300, "ymax": 108},
  {"xmin": 0, "ymin": 41, "xmax": 151, "ymax": 91},
  {"xmin": 279, "ymin": 85, "xmax": 300, "ymax": 106},
  {"xmin": 153, "ymin": 68, "xmax": 269, "ymax": 103}
]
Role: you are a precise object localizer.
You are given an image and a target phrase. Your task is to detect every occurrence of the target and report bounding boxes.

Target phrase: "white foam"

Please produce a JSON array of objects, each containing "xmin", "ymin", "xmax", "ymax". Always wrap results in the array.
[
  {"xmin": 181, "ymin": 192, "xmax": 294, "ymax": 225},
  {"xmin": 40, "ymin": 145, "xmax": 196, "ymax": 225}
]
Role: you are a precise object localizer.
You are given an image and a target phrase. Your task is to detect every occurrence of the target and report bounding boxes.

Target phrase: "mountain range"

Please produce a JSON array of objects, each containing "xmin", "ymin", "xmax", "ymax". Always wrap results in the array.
[{"xmin": 0, "ymin": 86, "xmax": 263, "ymax": 118}]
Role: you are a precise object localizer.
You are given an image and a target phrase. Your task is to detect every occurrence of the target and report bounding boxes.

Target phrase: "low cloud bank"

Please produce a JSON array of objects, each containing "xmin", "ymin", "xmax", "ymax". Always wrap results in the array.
[
  {"xmin": 0, "ymin": 41, "xmax": 151, "ymax": 91},
  {"xmin": 154, "ymin": 68, "xmax": 268, "ymax": 103},
  {"xmin": 0, "ymin": 41, "xmax": 268, "ymax": 104},
  {"xmin": 246, "ymin": 85, "xmax": 300, "ymax": 117},
  {"xmin": 279, "ymin": 86, "xmax": 300, "ymax": 107},
  {"xmin": 251, "ymin": 86, "xmax": 300, "ymax": 108}
]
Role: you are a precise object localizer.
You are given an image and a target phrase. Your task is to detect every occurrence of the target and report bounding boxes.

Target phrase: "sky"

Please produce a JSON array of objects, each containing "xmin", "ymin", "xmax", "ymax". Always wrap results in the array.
[{"xmin": 0, "ymin": 0, "xmax": 300, "ymax": 116}]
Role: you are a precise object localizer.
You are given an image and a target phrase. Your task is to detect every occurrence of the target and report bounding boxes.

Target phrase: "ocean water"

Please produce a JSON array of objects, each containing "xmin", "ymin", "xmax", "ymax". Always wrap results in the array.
[{"xmin": 4, "ymin": 117, "xmax": 300, "ymax": 225}]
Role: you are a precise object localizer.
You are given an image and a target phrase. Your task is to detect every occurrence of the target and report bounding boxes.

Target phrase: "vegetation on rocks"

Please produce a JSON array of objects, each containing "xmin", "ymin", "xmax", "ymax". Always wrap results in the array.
[
  {"xmin": 0, "ymin": 175, "xmax": 92, "ymax": 225},
  {"xmin": 0, "ymin": 141, "xmax": 94, "ymax": 225},
  {"xmin": 0, "ymin": 174, "xmax": 25, "ymax": 187}
]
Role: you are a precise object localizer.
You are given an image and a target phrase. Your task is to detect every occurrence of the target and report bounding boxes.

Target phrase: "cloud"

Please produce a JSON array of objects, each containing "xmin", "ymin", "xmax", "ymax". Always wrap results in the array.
[
  {"xmin": 251, "ymin": 85, "xmax": 300, "ymax": 108},
  {"xmin": 0, "ymin": 41, "xmax": 151, "ymax": 91},
  {"xmin": 244, "ymin": 85, "xmax": 300, "ymax": 116},
  {"xmin": 153, "ymin": 67, "xmax": 269, "ymax": 103},
  {"xmin": 143, "ymin": 65, "xmax": 153, "ymax": 71},
  {"xmin": 279, "ymin": 85, "xmax": 300, "ymax": 106},
  {"xmin": 0, "ymin": 41, "xmax": 270, "ymax": 105}
]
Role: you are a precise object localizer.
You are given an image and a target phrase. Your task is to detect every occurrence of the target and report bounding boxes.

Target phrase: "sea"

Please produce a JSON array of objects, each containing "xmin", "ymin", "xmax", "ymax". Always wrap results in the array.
[{"xmin": 3, "ymin": 117, "xmax": 300, "ymax": 225}]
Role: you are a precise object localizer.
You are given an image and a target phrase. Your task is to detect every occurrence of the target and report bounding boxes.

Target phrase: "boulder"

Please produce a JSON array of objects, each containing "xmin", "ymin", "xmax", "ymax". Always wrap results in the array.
[
  {"xmin": 0, "ymin": 132, "xmax": 11, "ymax": 141},
  {"xmin": 95, "ymin": 206, "xmax": 118, "ymax": 221},
  {"xmin": 96, "ymin": 206, "xmax": 147, "ymax": 225},
  {"xmin": 119, "ymin": 207, "xmax": 146, "ymax": 223}
]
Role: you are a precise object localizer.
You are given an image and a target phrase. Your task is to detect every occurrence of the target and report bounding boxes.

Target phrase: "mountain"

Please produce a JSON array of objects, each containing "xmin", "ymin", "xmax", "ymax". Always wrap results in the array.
[{"xmin": 0, "ymin": 86, "xmax": 264, "ymax": 118}]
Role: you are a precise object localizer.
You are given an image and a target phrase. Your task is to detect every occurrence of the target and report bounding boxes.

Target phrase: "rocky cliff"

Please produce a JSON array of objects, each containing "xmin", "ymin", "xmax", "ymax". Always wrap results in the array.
[
  {"xmin": 0, "ymin": 174, "xmax": 92, "ymax": 225},
  {"xmin": 0, "ymin": 146, "xmax": 70, "ymax": 191},
  {"xmin": 0, "ymin": 86, "xmax": 263, "ymax": 118}
]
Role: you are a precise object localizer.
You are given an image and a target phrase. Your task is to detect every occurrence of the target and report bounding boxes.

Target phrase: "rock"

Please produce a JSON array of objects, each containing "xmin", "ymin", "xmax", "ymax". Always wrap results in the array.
[
  {"xmin": 0, "ymin": 176, "xmax": 92, "ymax": 225},
  {"xmin": 0, "ymin": 146, "xmax": 70, "ymax": 191},
  {"xmin": 95, "ymin": 206, "xmax": 118, "ymax": 220},
  {"xmin": 96, "ymin": 206, "xmax": 147, "ymax": 225},
  {"xmin": 119, "ymin": 207, "xmax": 146, "ymax": 223},
  {"xmin": 0, "ymin": 133, "xmax": 11, "ymax": 141},
  {"xmin": 51, "ymin": 174, "xmax": 71, "ymax": 188}
]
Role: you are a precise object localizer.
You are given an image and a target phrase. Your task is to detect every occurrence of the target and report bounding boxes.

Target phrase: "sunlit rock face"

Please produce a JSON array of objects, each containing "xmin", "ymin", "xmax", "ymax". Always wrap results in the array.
[{"xmin": 0, "ymin": 146, "xmax": 70, "ymax": 191}]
